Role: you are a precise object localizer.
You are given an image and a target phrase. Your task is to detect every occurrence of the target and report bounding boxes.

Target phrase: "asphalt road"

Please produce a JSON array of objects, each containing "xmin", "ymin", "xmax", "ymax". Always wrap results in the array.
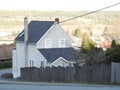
[{"xmin": 0, "ymin": 82, "xmax": 120, "ymax": 90}]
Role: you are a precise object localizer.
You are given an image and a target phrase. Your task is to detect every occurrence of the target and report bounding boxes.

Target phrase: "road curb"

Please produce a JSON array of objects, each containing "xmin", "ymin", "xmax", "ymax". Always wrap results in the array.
[{"xmin": 0, "ymin": 80, "xmax": 120, "ymax": 87}]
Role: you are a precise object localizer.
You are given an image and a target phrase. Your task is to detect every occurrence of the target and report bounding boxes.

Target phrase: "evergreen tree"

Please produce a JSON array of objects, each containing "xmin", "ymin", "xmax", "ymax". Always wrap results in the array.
[
  {"xmin": 111, "ymin": 39, "xmax": 116, "ymax": 47},
  {"xmin": 81, "ymin": 34, "xmax": 96, "ymax": 53},
  {"xmin": 105, "ymin": 44, "xmax": 120, "ymax": 64},
  {"xmin": 81, "ymin": 34, "xmax": 104, "ymax": 64}
]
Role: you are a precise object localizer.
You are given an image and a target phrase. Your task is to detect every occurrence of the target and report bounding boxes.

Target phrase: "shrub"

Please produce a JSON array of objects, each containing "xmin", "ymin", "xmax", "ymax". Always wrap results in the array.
[
  {"xmin": 105, "ymin": 45, "xmax": 120, "ymax": 64},
  {"xmin": 0, "ymin": 61, "xmax": 12, "ymax": 69}
]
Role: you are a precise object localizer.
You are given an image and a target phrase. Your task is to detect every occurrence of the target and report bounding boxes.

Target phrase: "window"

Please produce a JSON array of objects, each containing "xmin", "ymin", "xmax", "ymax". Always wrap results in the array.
[
  {"xmin": 41, "ymin": 61, "xmax": 44, "ymax": 67},
  {"xmin": 29, "ymin": 60, "xmax": 34, "ymax": 67},
  {"xmin": 59, "ymin": 39, "xmax": 65, "ymax": 48},
  {"xmin": 45, "ymin": 39, "xmax": 52, "ymax": 48},
  {"xmin": 69, "ymin": 63, "xmax": 73, "ymax": 67}
]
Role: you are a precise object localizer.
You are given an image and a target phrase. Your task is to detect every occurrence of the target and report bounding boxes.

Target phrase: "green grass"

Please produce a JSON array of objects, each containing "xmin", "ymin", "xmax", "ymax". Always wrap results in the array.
[{"xmin": 0, "ymin": 61, "xmax": 12, "ymax": 69}]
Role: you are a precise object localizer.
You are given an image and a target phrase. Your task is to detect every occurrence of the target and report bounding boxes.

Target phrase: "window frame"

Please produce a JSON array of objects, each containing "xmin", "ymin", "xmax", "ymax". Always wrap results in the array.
[
  {"xmin": 45, "ymin": 39, "xmax": 52, "ymax": 48},
  {"xmin": 59, "ymin": 38, "xmax": 65, "ymax": 48},
  {"xmin": 29, "ymin": 60, "xmax": 34, "ymax": 67},
  {"xmin": 41, "ymin": 61, "xmax": 44, "ymax": 67}
]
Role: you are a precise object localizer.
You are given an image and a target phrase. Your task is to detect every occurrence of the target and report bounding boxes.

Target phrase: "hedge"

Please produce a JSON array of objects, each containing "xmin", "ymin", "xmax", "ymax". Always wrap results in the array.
[{"xmin": 0, "ymin": 61, "xmax": 12, "ymax": 69}]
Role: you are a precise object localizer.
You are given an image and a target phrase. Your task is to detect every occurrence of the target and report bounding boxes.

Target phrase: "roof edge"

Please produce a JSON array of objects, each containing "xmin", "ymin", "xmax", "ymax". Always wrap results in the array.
[
  {"xmin": 51, "ymin": 57, "xmax": 69, "ymax": 65},
  {"xmin": 36, "ymin": 22, "xmax": 57, "ymax": 44}
]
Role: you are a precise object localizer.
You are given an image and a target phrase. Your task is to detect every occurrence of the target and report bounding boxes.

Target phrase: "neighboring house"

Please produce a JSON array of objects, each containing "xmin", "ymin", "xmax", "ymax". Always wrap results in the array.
[
  {"xmin": 71, "ymin": 36, "xmax": 81, "ymax": 48},
  {"xmin": 0, "ymin": 44, "xmax": 15, "ymax": 62},
  {"xmin": 12, "ymin": 17, "xmax": 77, "ymax": 78},
  {"xmin": 99, "ymin": 37, "xmax": 111, "ymax": 51}
]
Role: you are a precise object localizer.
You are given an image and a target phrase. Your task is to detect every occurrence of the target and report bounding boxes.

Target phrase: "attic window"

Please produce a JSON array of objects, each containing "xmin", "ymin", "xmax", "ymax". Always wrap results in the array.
[
  {"xmin": 45, "ymin": 39, "xmax": 52, "ymax": 48},
  {"xmin": 59, "ymin": 39, "xmax": 65, "ymax": 48},
  {"xmin": 19, "ymin": 31, "xmax": 24, "ymax": 37}
]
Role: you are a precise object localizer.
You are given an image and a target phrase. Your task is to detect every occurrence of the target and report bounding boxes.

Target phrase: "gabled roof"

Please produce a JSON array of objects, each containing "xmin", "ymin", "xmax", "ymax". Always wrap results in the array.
[
  {"xmin": 38, "ymin": 48, "xmax": 78, "ymax": 63},
  {"xmin": 15, "ymin": 21, "xmax": 55, "ymax": 43}
]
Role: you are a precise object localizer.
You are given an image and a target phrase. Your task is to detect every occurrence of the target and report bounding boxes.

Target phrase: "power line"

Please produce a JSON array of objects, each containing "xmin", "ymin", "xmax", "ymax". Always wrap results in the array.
[
  {"xmin": 60, "ymin": 2, "xmax": 120, "ymax": 23},
  {"xmin": 0, "ymin": 40, "xmax": 14, "ymax": 41},
  {"xmin": 0, "ymin": 2, "xmax": 119, "ymax": 41},
  {"xmin": 0, "ymin": 33, "xmax": 18, "ymax": 41},
  {"xmin": 0, "ymin": 33, "xmax": 18, "ymax": 39}
]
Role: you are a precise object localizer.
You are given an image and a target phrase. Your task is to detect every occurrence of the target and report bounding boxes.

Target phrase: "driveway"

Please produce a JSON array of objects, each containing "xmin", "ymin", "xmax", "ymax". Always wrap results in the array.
[{"xmin": 0, "ymin": 68, "xmax": 12, "ymax": 78}]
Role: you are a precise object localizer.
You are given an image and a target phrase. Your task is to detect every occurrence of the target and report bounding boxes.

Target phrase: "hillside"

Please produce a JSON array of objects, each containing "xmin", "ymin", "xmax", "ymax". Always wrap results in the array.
[{"xmin": 0, "ymin": 10, "xmax": 120, "ymax": 44}]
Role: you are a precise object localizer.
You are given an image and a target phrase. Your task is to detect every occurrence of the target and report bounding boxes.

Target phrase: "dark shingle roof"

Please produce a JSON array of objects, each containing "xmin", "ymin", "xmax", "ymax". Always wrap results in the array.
[
  {"xmin": 38, "ymin": 48, "xmax": 77, "ymax": 63},
  {"xmin": 15, "ymin": 21, "xmax": 55, "ymax": 43}
]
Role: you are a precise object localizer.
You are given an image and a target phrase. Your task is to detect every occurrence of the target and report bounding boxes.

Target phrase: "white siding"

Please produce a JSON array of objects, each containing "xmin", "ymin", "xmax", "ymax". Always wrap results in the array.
[
  {"xmin": 52, "ymin": 58, "xmax": 69, "ymax": 67},
  {"xmin": 59, "ymin": 38, "xmax": 65, "ymax": 48},
  {"xmin": 14, "ymin": 43, "xmax": 25, "ymax": 78},
  {"xmin": 37, "ymin": 24, "xmax": 73, "ymax": 49},
  {"xmin": 12, "ymin": 49, "xmax": 18, "ymax": 78},
  {"xmin": 12, "ymin": 42, "xmax": 47, "ymax": 78},
  {"xmin": 45, "ymin": 39, "xmax": 52, "ymax": 48},
  {"xmin": 27, "ymin": 44, "xmax": 47, "ymax": 68}
]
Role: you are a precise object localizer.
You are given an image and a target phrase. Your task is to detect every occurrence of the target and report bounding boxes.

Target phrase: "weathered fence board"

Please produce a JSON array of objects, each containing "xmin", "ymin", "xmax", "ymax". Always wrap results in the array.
[
  {"xmin": 20, "ymin": 63, "xmax": 111, "ymax": 83},
  {"xmin": 111, "ymin": 62, "xmax": 120, "ymax": 84}
]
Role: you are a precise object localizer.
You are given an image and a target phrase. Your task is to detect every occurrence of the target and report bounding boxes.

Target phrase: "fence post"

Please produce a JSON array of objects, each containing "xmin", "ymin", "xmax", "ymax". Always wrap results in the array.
[{"xmin": 111, "ymin": 62, "xmax": 115, "ymax": 83}]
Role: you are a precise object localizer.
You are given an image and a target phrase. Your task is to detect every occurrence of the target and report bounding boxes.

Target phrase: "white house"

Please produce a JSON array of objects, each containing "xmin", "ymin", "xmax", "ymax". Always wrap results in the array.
[{"xmin": 12, "ymin": 17, "xmax": 77, "ymax": 78}]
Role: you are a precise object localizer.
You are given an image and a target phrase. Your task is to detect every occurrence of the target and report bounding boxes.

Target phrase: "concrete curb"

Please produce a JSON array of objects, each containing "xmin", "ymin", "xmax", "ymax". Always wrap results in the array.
[{"xmin": 0, "ymin": 80, "xmax": 120, "ymax": 87}]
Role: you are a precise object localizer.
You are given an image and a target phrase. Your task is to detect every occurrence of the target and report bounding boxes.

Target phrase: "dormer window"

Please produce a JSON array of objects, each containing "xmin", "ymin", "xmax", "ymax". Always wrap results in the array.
[
  {"xmin": 45, "ymin": 39, "xmax": 52, "ymax": 48},
  {"xmin": 59, "ymin": 39, "xmax": 65, "ymax": 48}
]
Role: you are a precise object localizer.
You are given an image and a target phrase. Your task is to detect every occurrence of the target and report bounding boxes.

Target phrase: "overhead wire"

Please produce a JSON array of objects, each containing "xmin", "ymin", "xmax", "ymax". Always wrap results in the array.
[
  {"xmin": 0, "ymin": 33, "xmax": 18, "ymax": 41},
  {"xmin": 0, "ymin": 33, "xmax": 18, "ymax": 38},
  {"xmin": 0, "ymin": 40, "xmax": 14, "ymax": 41},
  {"xmin": 0, "ymin": 2, "xmax": 119, "ymax": 41},
  {"xmin": 60, "ymin": 2, "xmax": 120, "ymax": 23}
]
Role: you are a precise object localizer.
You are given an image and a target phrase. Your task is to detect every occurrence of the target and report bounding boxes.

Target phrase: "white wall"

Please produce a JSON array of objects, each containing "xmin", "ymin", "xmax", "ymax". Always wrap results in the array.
[
  {"xmin": 14, "ymin": 43, "xmax": 25, "ymax": 78},
  {"xmin": 52, "ymin": 58, "xmax": 70, "ymax": 67},
  {"xmin": 12, "ymin": 42, "xmax": 47, "ymax": 78},
  {"xmin": 27, "ymin": 44, "xmax": 47, "ymax": 68},
  {"xmin": 12, "ymin": 49, "xmax": 18, "ymax": 78},
  {"xmin": 37, "ymin": 24, "xmax": 73, "ymax": 49}
]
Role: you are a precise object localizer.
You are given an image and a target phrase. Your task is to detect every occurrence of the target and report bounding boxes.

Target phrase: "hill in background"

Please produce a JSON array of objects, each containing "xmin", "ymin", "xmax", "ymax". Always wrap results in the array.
[{"xmin": 0, "ymin": 10, "xmax": 120, "ymax": 44}]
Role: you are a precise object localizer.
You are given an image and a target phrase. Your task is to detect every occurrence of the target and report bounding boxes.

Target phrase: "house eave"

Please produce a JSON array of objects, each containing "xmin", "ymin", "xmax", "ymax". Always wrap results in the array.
[
  {"xmin": 51, "ymin": 57, "xmax": 69, "ymax": 65},
  {"xmin": 15, "ymin": 40, "xmax": 36, "ymax": 45},
  {"xmin": 36, "ymin": 22, "xmax": 57, "ymax": 45}
]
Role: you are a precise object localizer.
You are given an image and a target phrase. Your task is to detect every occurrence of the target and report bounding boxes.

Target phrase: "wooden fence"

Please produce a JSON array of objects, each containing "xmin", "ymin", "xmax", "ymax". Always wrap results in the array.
[
  {"xmin": 21, "ymin": 66, "xmax": 74, "ymax": 82},
  {"xmin": 75, "ymin": 64, "xmax": 111, "ymax": 83},
  {"xmin": 111, "ymin": 62, "xmax": 120, "ymax": 84},
  {"xmin": 20, "ymin": 63, "xmax": 111, "ymax": 83}
]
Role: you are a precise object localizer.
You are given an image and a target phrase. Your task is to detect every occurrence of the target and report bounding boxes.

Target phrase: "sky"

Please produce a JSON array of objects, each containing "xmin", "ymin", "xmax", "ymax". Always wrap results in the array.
[{"xmin": 0, "ymin": 0, "xmax": 119, "ymax": 11}]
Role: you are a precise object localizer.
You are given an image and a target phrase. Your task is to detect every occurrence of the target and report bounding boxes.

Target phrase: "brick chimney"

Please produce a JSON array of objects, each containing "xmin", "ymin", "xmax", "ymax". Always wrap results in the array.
[{"xmin": 55, "ymin": 18, "xmax": 59, "ymax": 23}]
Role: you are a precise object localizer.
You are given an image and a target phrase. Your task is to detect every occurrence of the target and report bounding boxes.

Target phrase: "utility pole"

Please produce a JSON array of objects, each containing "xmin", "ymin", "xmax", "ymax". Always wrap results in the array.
[{"xmin": 24, "ymin": 17, "xmax": 28, "ymax": 67}]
